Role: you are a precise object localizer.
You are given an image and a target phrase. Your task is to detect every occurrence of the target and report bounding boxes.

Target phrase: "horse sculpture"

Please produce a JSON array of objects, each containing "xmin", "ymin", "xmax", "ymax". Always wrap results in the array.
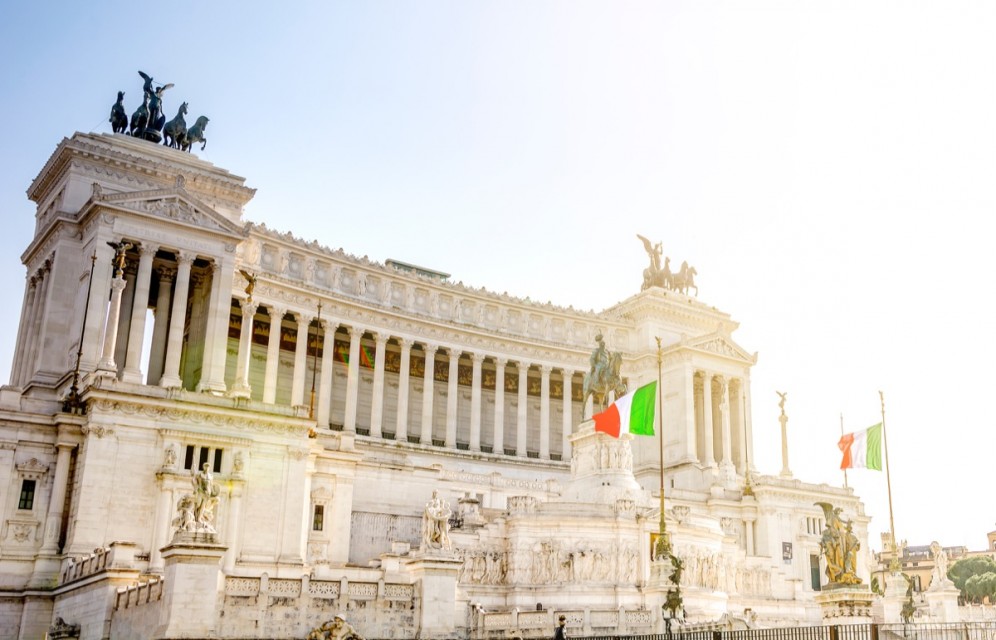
[
  {"xmin": 181, "ymin": 116, "xmax": 209, "ymax": 152},
  {"xmin": 109, "ymin": 91, "xmax": 128, "ymax": 134},
  {"xmin": 163, "ymin": 102, "xmax": 188, "ymax": 149},
  {"xmin": 129, "ymin": 93, "xmax": 150, "ymax": 137},
  {"xmin": 582, "ymin": 350, "xmax": 627, "ymax": 416},
  {"xmin": 672, "ymin": 262, "xmax": 698, "ymax": 296}
]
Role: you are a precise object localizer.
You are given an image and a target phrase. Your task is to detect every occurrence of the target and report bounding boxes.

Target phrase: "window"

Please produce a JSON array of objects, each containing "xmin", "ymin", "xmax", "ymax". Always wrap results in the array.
[
  {"xmin": 18, "ymin": 479, "xmax": 36, "ymax": 510},
  {"xmin": 313, "ymin": 505, "xmax": 325, "ymax": 531},
  {"xmin": 183, "ymin": 445, "xmax": 225, "ymax": 472},
  {"xmin": 810, "ymin": 554, "xmax": 822, "ymax": 591}
]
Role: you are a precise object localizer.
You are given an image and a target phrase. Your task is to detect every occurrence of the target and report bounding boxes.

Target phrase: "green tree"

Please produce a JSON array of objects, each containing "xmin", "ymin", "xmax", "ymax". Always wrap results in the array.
[{"xmin": 948, "ymin": 556, "xmax": 996, "ymax": 603}]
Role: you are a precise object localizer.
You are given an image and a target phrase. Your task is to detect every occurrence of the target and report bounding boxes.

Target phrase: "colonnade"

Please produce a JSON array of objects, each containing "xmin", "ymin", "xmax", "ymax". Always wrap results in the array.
[
  {"xmin": 693, "ymin": 371, "xmax": 752, "ymax": 474},
  {"xmin": 230, "ymin": 303, "xmax": 584, "ymax": 460}
]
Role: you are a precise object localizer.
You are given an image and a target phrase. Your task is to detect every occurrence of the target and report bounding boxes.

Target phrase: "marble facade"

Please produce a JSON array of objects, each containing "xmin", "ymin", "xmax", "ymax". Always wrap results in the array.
[{"xmin": 0, "ymin": 132, "xmax": 870, "ymax": 639}]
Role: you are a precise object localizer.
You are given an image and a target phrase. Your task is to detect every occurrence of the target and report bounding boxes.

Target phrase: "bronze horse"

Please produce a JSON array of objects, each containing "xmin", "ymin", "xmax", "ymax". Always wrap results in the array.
[
  {"xmin": 109, "ymin": 91, "xmax": 127, "ymax": 134},
  {"xmin": 582, "ymin": 351, "xmax": 627, "ymax": 416},
  {"xmin": 163, "ymin": 102, "xmax": 188, "ymax": 149},
  {"xmin": 181, "ymin": 116, "xmax": 209, "ymax": 152}
]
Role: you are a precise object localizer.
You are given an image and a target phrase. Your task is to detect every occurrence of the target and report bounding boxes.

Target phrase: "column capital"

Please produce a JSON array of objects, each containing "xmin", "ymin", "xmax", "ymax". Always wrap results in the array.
[
  {"xmin": 495, "ymin": 356, "xmax": 508, "ymax": 368},
  {"xmin": 446, "ymin": 346, "xmax": 461, "ymax": 359},
  {"xmin": 516, "ymin": 361, "xmax": 531, "ymax": 373},
  {"xmin": 175, "ymin": 250, "xmax": 196, "ymax": 266},
  {"xmin": 539, "ymin": 364, "xmax": 553, "ymax": 376},
  {"xmin": 398, "ymin": 337, "xmax": 414, "ymax": 350},
  {"xmin": 471, "ymin": 352, "xmax": 486, "ymax": 365},
  {"xmin": 318, "ymin": 317, "xmax": 337, "ymax": 332},
  {"xmin": 240, "ymin": 298, "xmax": 259, "ymax": 317},
  {"xmin": 296, "ymin": 312, "xmax": 314, "ymax": 327},
  {"xmin": 267, "ymin": 304, "xmax": 287, "ymax": 320},
  {"xmin": 138, "ymin": 243, "xmax": 160, "ymax": 257},
  {"xmin": 423, "ymin": 342, "xmax": 439, "ymax": 355},
  {"xmin": 371, "ymin": 331, "xmax": 389, "ymax": 346},
  {"xmin": 156, "ymin": 266, "xmax": 176, "ymax": 282},
  {"xmin": 347, "ymin": 325, "xmax": 364, "ymax": 339},
  {"xmin": 561, "ymin": 367, "xmax": 575, "ymax": 378}
]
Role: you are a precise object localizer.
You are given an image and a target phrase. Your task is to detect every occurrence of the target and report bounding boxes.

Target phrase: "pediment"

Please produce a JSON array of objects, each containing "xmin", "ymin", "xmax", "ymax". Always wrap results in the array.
[
  {"xmin": 96, "ymin": 186, "xmax": 245, "ymax": 237},
  {"xmin": 685, "ymin": 333, "xmax": 755, "ymax": 363}
]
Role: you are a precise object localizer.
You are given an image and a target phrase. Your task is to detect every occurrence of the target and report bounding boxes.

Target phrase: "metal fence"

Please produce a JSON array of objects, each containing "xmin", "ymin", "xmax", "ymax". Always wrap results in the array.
[{"xmin": 573, "ymin": 623, "xmax": 996, "ymax": 640}]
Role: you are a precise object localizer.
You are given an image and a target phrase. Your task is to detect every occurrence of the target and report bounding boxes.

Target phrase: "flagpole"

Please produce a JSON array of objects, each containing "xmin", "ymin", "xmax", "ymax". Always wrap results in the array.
[
  {"xmin": 654, "ymin": 336, "xmax": 670, "ymax": 559},
  {"xmin": 880, "ymin": 390, "xmax": 899, "ymax": 571},
  {"xmin": 840, "ymin": 413, "xmax": 848, "ymax": 489}
]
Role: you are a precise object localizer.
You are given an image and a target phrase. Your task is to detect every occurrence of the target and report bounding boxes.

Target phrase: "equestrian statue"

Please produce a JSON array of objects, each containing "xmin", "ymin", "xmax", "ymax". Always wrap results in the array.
[{"xmin": 582, "ymin": 333, "xmax": 627, "ymax": 416}]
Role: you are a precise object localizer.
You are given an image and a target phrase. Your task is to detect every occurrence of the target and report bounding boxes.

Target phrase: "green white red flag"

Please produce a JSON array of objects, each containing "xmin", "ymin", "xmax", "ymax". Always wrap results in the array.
[
  {"xmin": 838, "ymin": 423, "xmax": 883, "ymax": 470},
  {"xmin": 593, "ymin": 381, "xmax": 657, "ymax": 438}
]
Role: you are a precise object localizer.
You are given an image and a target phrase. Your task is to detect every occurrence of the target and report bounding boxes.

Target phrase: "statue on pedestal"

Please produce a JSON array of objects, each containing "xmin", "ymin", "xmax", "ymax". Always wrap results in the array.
[
  {"xmin": 581, "ymin": 334, "xmax": 626, "ymax": 415},
  {"xmin": 816, "ymin": 502, "xmax": 863, "ymax": 586},
  {"xmin": 421, "ymin": 490, "xmax": 453, "ymax": 551},
  {"xmin": 929, "ymin": 541, "xmax": 951, "ymax": 588},
  {"xmin": 637, "ymin": 234, "xmax": 699, "ymax": 296}
]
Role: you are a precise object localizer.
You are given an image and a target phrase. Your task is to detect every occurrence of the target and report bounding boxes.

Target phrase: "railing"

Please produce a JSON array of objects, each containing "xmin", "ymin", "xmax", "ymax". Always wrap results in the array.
[
  {"xmin": 59, "ymin": 547, "xmax": 110, "ymax": 585},
  {"xmin": 573, "ymin": 623, "xmax": 996, "ymax": 640},
  {"xmin": 114, "ymin": 577, "xmax": 164, "ymax": 610}
]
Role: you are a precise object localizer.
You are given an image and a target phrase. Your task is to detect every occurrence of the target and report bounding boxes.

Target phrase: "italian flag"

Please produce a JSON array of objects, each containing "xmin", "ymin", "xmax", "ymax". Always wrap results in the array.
[
  {"xmin": 838, "ymin": 423, "xmax": 883, "ymax": 470},
  {"xmin": 593, "ymin": 381, "xmax": 657, "ymax": 438}
]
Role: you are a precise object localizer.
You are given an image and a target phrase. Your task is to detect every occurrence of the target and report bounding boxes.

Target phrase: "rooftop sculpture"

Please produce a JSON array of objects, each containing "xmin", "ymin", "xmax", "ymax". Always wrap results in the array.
[
  {"xmin": 637, "ymin": 234, "xmax": 698, "ymax": 296},
  {"xmin": 107, "ymin": 70, "xmax": 210, "ymax": 152}
]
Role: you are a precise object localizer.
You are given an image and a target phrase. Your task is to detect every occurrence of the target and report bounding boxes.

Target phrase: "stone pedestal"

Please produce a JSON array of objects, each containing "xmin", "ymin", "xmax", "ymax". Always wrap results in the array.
[
  {"xmin": 405, "ymin": 552, "xmax": 462, "ymax": 639},
  {"xmin": 880, "ymin": 572, "xmax": 909, "ymax": 624},
  {"xmin": 926, "ymin": 584, "xmax": 960, "ymax": 622},
  {"xmin": 155, "ymin": 533, "xmax": 227, "ymax": 639},
  {"xmin": 562, "ymin": 422, "xmax": 642, "ymax": 503},
  {"xmin": 815, "ymin": 586, "xmax": 874, "ymax": 624}
]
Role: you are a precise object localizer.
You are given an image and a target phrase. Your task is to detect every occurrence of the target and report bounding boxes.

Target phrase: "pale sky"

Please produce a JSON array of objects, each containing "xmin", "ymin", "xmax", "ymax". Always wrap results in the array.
[{"xmin": 1, "ymin": 1, "xmax": 994, "ymax": 552}]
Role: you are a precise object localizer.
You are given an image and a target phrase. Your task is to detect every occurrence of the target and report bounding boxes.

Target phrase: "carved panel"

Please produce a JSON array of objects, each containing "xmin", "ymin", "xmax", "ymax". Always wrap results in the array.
[{"xmin": 225, "ymin": 577, "xmax": 261, "ymax": 596}]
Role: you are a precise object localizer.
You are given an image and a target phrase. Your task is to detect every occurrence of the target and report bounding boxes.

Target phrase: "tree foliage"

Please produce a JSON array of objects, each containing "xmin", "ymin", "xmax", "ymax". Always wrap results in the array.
[{"xmin": 948, "ymin": 556, "xmax": 996, "ymax": 603}]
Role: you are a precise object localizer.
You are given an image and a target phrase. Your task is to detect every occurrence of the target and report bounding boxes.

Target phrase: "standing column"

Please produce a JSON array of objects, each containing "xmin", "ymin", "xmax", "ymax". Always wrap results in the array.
[
  {"xmin": 516, "ymin": 362, "xmax": 529, "ymax": 457},
  {"xmin": 744, "ymin": 376, "xmax": 755, "ymax": 473},
  {"xmin": 290, "ymin": 313, "xmax": 312, "ymax": 407},
  {"xmin": 11, "ymin": 277, "xmax": 38, "ymax": 387},
  {"xmin": 369, "ymin": 333, "xmax": 388, "ymax": 438},
  {"xmin": 23, "ymin": 269, "xmax": 50, "ymax": 385},
  {"xmin": 160, "ymin": 251, "xmax": 194, "ymax": 388},
  {"xmin": 445, "ymin": 350, "xmax": 459, "ymax": 448},
  {"xmin": 149, "ymin": 484, "xmax": 173, "ymax": 573},
  {"xmin": 230, "ymin": 298, "xmax": 258, "ymax": 398},
  {"xmin": 684, "ymin": 363, "xmax": 698, "ymax": 463},
  {"xmin": 316, "ymin": 319, "xmax": 336, "ymax": 427},
  {"xmin": 147, "ymin": 267, "xmax": 174, "ymax": 385},
  {"xmin": 95, "ymin": 274, "xmax": 127, "ymax": 376},
  {"xmin": 420, "ymin": 344, "xmax": 437, "ymax": 444},
  {"xmin": 539, "ymin": 365, "xmax": 551, "ymax": 459},
  {"xmin": 469, "ymin": 353, "xmax": 484, "ymax": 452},
  {"xmin": 493, "ymin": 358, "xmax": 506, "ymax": 455},
  {"xmin": 199, "ymin": 257, "xmax": 236, "ymax": 393},
  {"xmin": 395, "ymin": 338, "xmax": 413, "ymax": 441},
  {"xmin": 224, "ymin": 484, "xmax": 244, "ymax": 572},
  {"xmin": 122, "ymin": 244, "xmax": 157, "ymax": 384},
  {"xmin": 561, "ymin": 369, "xmax": 573, "ymax": 459},
  {"xmin": 735, "ymin": 380, "xmax": 748, "ymax": 473},
  {"xmin": 262, "ymin": 306, "xmax": 285, "ymax": 404},
  {"xmin": 702, "ymin": 372, "xmax": 716, "ymax": 467},
  {"xmin": 40, "ymin": 443, "xmax": 74, "ymax": 553},
  {"xmin": 113, "ymin": 265, "xmax": 137, "ymax": 375},
  {"xmin": 719, "ymin": 377, "xmax": 734, "ymax": 470},
  {"xmin": 343, "ymin": 327, "xmax": 363, "ymax": 432}
]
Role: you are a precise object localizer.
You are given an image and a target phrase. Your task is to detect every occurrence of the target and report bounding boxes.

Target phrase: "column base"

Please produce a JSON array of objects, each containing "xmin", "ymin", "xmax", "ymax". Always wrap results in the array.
[
  {"xmin": 197, "ymin": 379, "xmax": 228, "ymax": 394},
  {"xmin": 93, "ymin": 364, "xmax": 118, "ymax": 378},
  {"xmin": 228, "ymin": 381, "xmax": 251, "ymax": 399},
  {"xmin": 121, "ymin": 368, "xmax": 144, "ymax": 384},
  {"xmin": 159, "ymin": 374, "xmax": 183, "ymax": 389}
]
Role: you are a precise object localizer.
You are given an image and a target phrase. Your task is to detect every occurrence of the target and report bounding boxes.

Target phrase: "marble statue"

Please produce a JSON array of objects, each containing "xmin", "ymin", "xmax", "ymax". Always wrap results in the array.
[
  {"xmin": 421, "ymin": 490, "xmax": 452, "ymax": 551},
  {"xmin": 191, "ymin": 462, "xmax": 221, "ymax": 533},
  {"xmin": 816, "ymin": 502, "xmax": 862, "ymax": 585},
  {"xmin": 308, "ymin": 615, "xmax": 365, "ymax": 640},
  {"xmin": 929, "ymin": 541, "xmax": 950, "ymax": 587},
  {"xmin": 581, "ymin": 334, "xmax": 626, "ymax": 414}
]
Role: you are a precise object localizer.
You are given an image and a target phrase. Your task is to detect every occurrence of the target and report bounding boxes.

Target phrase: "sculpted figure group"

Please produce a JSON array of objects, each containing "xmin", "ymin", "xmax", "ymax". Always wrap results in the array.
[
  {"xmin": 421, "ymin": 490, "xmax": 453, "ymax": 551},
  {"xmin": 581, "ymin": 334, "xmax": 626, "ymax": 415},
  {"xmin": 108, "ymin": 70, "xmax": 209, "ymax": 152},
  {"xmin": 816, "ymin": 502, "xmax": 863, "ymax": 586},
  {"xmin": 637, "ymin": 234, "xmax": 698, "ymax": 296},
  {"xmin": 173, "ymin": 462, "xmax": 221, "ymax": 535}
]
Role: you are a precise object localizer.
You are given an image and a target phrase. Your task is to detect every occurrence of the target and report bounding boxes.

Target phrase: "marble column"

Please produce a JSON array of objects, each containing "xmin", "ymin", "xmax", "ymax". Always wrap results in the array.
[
  {"xmin": 734, "ymin": 380, "xmax": 749, "ymax": 473},
  {"xmin": 445, "ymin": 350, "xmax": 459, "ymax": 448},
  {"xmin": 539, "ymin": 365, "xmax": 551, "ymax": 459},
  {"xmin": 223, "ymin": 484, "xmax": 244, "ymax": 572},
  {"xmin": 493, "ymin": 358, "xmax": 506, "ymax": 455},
  {"xmin": 720, "ymin": 378, "xmax": 733, "ymax": 470},
  {"xmin": 684, "ymin": 363, "xmax": 698, "ymax": 463},
  {"xmin": 147, "ymin": 267, "xmax": 174, "ymax": 386},
  {"xmin": 40, "ymin": 443, "xmax": 74, "ymax": 554},
  {"xmin": 160, "ymin": 251, "xmax": 194, "ymax": 389},
  {"xmin": 396, "ymin": 338, "xmax": 413, "ymax": 441},
  {"xmin": 420, "ymin": 344, "xmax": 437, "ymax": 445},
  {"xmin": 561, "ymin": 369, "xmax": 573, "ymax": 459},
  {"xmin": 343, "ymin": 327, "xmax": 362, "ymax": 433},
  {"xmin": 744, "ymin": 376, "xmax": 755, "ymax": 472},
  {"xmin": 516, "ymin": 362, "xmax": 528, "ymax": 457},
  {"xmin": 291, "ymin": 313, "xmax": 312, "ymax": 407},
  {"xmin": 702, "ymin": 372, "xmax": 716, "ymax": 467},
  {"xmin": 113, "ymin": 265, "xmax": 137, "ymax": 376},
  {"xmin": 199, "ymin": 257, "xmax": 236, "ymax": 393},
  {"xmin": 230, "ymin": 298, "xmax": 259, "ymax": 398},
  {"xmin": 81, "ymin": 245, "xmax": 112, "ymax": 370},
  {"xmin": 149, "ymin": 484, "xmax": 174, "ymax": 573},
  {"xmin": 122, "ymin": 244, "xmax": 158, "ymax": 384},
  {"xmin": 95, "ymin": 275, "xmax": 127, "ymax": 376},
  {"xmin": 369, "ymin": 333, "xmax": 388, "ymax": 438},
  {"xmin": 262, "ymin": 306, "xmax": 285, "ymax": 404},
  {"xmin": 23, "ymin": 269, "xmax": 51, "ymax": 385},
  {"xmin": 316, "ymin": 319, "xmax": 336, "ymax": 427},
  {"xmin": 11, "ymin": 277, "xmax": 37, "ymax": 387},
  {"xmin": 469, "ymin": 353, "xmax": 484, "ymax": 452}
]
